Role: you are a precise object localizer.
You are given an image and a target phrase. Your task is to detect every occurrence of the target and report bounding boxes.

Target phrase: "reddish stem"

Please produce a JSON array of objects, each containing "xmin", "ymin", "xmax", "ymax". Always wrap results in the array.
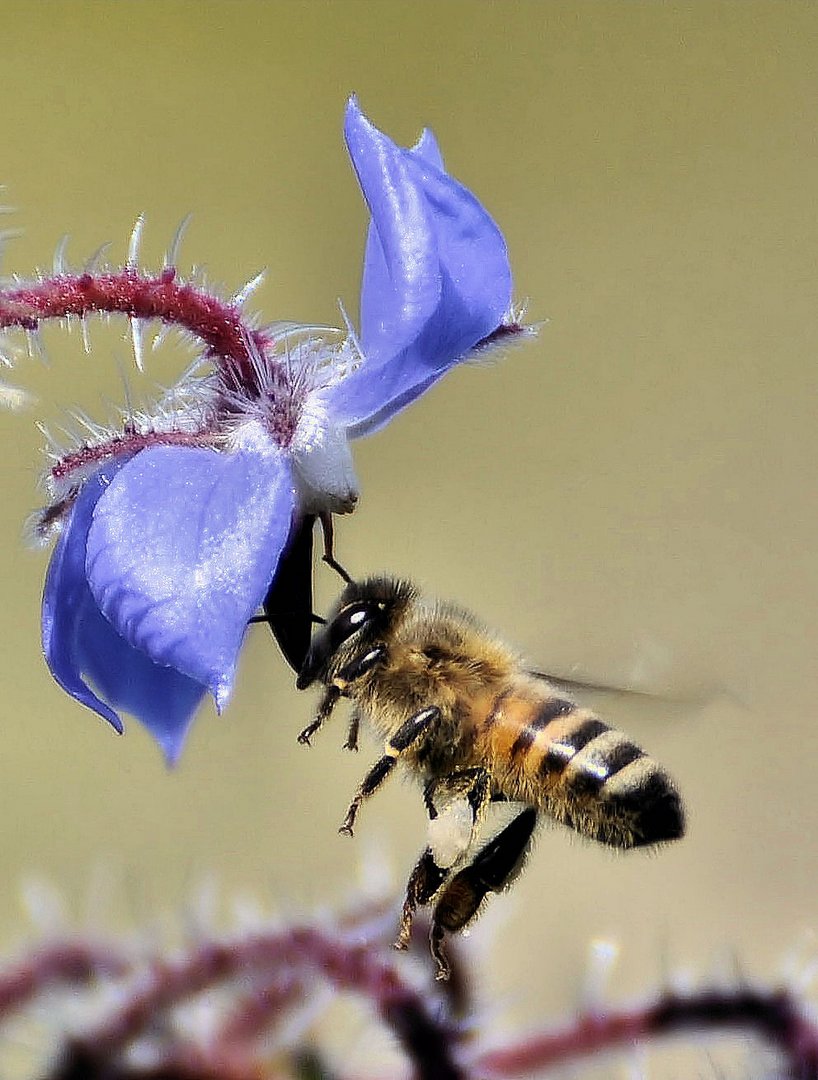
[
  {"xmin": 70, "ymin": 926, "xmax": 464, "ymax": 1080},
  {"xmin": 50, "ymin": 428, "xmax": 219, "ymax": 485},
  {"xmin": 474, "ymin": 986, "xmax": 818, "ymax": 1078},
  {"xmin": 215, "ymin": 971, "xmax": 303, "ymax": 1047},
  {"xmin": 0, "ymin": 270, "xmax": 274, "ymax": 390},
  {"xmin": 0, "ymin": 939, "xmax": 130, "ymax": 1017}
]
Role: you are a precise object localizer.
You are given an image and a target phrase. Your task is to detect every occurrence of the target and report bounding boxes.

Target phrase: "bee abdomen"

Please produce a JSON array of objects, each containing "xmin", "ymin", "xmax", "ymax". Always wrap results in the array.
[
  {"xmin": 522, "ymin": 700, "xmax": 684, "ymax": 849},
  {"xmin": 561, "ymin": 729, "xmax": 645, "ymax": 797}
]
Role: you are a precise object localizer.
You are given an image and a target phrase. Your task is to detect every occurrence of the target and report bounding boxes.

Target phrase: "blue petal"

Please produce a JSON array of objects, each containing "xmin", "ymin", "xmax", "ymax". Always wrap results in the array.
[
  {"xmin": 85, "ymin": 446, "xmax": 296, "ymax": 711},
  {"xmin": 409, "ymin": 127, "xmax": 445, "ymax": 171},
  {"xmin": 42, "ymin": 466, "xmax": 126, "ymax": 733},
  {"xmin": 80, "ymin": 601, "xmax": 207, "ymax": 766},
  {"xmin": 42, "ymin": 460, "xmax": 208, "ymax": 764},
  {"xmin": 330, "ymin": 98, "xmax": 513, "ymax": 436},
  {"xmin": 348, "ymin": 104, "xmax": 442, "ymax": 374}
]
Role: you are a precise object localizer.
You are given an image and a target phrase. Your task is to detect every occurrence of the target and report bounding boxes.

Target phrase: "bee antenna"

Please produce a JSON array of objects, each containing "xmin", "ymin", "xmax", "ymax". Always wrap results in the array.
[
  {"xmin": 311, "ymin": 613, "xmax": 327, "ymax": 625},
  {"xmin": 322, "ymin": 553, "xmax": 354, "ymax": 586},
  {"xmin": 318, "ymin": 511, "xmax": 355, "ymax": 586}
]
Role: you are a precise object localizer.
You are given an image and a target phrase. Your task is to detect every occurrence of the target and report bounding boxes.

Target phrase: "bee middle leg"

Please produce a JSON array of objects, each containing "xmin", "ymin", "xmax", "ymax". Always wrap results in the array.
[
  {"xmin": 339, "ymin": 706, "xmax": 441, "ymax": 836},
  {"xmin": 430, "ymin": 807, "xmax": 538, "ymax": 980},
  {"xmin": 343, "ymin": 707, "xmax": 361, "ymax": 752}
]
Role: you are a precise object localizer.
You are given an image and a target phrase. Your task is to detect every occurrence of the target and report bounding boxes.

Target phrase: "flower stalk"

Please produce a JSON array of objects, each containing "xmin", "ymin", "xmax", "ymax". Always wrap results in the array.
[{"xmin": 1, "ymin": 908, "xmax": 815, "ymax": 1079}]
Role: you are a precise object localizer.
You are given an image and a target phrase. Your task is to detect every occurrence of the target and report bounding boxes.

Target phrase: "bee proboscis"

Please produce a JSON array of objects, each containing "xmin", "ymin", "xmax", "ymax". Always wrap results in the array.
[{"xmin": 296, "ymin": 576, "xmax": 685, "ymax": 978}]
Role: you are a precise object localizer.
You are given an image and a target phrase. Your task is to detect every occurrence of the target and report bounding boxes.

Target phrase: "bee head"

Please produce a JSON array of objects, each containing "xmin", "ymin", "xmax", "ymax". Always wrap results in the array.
[{"xmin": 296, "ymin": 576, "xmax": 418, "ymax": 689}]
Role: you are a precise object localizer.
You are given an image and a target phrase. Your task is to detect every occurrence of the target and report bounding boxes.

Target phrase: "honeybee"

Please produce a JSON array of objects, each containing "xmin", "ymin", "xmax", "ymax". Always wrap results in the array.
[{"xmin": 296, "ymin": 575, "xmax": 685, "ymax": 978}]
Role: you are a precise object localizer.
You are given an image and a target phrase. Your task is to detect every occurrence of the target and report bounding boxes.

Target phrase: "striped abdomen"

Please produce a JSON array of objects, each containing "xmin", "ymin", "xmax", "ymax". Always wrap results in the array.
[{"xmin": 483, "ymin": 689, "xmax": 684, "ymax": 849}]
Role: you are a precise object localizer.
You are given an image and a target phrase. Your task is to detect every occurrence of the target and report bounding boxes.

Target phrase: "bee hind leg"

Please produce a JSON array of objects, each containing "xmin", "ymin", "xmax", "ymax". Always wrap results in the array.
[
  {"xmin": 430, "ymin": 808, "xmax": 538, "ymax": 981},
  {"xmin": 395, "ymin": 847, "xmax": 449, "ymax": 951},
  {"xmin": 339, "ymin": 706, "xmax": 441, "ymax": 835},
  {"xmin": 396, "ymin": 768, "xmax": 496, "ymax": 965},
  {"xmin": 426, "ymin": 766, "xmax": 491, "ymax": 828}
]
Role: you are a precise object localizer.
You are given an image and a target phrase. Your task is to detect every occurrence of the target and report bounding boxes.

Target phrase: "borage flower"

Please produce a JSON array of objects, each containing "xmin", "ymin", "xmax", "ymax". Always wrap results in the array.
[{"xmin": 2, "ymin": 98, "xmax": 529, "ymax": 764}]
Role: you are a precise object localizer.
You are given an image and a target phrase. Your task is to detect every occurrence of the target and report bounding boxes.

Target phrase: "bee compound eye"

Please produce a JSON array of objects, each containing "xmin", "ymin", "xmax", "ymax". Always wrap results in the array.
[{"xmin": 329, "ymin": 601, "xmax": 379, "ymax": 650}]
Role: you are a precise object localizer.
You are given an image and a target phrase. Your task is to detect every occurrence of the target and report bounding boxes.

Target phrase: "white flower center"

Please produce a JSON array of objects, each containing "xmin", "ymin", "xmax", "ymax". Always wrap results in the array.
[{"xmin": 290, "ymin": 392, "xmax": 359, "ymax": 515}]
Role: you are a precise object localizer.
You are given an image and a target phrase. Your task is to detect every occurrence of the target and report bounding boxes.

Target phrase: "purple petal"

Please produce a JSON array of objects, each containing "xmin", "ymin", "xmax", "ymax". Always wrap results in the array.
[
  {"xmin": 42, "ymin": 466, "xmax": 126, "ymax": 733},
  {"xmin": 409, "ymin": 128, "xmax": 445, "ymax": 171},
  {"xmin": 80, "ymin": 601, "xmax": 208, "ymax": 766},
  {"xmin": 348, "ymin": 102, "xmax": 442, "ymax": 370},
  {"xmin": 42, "ymin": 460, "xmax": 208, "ymax": 764},
  {"xmin": 85, "ymin": 445, "xmax": 296, "ymax": 710},
  {"xmin": 329, "ymin": 98, "xmax": 513, "ymax": 436}
]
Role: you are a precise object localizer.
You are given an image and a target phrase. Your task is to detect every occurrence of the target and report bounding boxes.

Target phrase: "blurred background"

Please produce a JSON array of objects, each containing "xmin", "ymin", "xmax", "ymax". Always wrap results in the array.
[{"xmin": 0, "ymin": 1, "xmax": 817, "ymax": 1074}]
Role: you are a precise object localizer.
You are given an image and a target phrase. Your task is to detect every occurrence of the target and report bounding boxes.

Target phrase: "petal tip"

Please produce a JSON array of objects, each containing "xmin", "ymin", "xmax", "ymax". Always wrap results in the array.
[
  {"xmin": 107, "ymin": 713, "xmax": 125, "ymax": 736},
  {"xmin": 160, "ymin": 737, "xmax": 186, "ymax": 769},
  {"xmin": 411, "ymin": 128, "xmax": 444, "ymax": 170},
  {"xmin": 345, "ymin": 93, "xmax": 365, "ymax": 120},
  {"xmin": 344, "ymin": 96, "xmax": 374, "ymax": 149},
  {"xmin": 213, "ymin": 680, "xmax": 233, "ymax": 714}
]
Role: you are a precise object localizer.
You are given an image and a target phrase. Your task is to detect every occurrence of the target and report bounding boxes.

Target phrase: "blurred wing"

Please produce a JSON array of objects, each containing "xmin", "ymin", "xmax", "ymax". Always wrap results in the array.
[
  {"xmin": 527, "ymin": 669, "xmax": 713, "ymax": 715},
  {"xmin": 528, "ymin": 669, "xmax": 660, "ymax": 698}
]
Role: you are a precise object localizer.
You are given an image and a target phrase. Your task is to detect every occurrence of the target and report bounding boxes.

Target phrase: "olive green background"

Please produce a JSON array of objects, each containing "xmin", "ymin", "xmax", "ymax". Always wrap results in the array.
[{"xmin": 0, "ymin": 1, "xmax": 816, "ymax": 1073}]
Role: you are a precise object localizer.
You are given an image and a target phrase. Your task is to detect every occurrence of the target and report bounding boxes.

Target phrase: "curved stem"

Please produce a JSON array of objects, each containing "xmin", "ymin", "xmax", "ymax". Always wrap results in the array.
[
  {"xmin": 67, "ymin": 926, "xmax": 465, "ymax": 1080},
  {"xmin": 0, "ymin": 940, "xmax": 129, "ymax": 1018},
  {"xmin": 0, "ymin": 269, "xmax": 275, "ymax": 389},
  {"xmin": 473, "ymin": 985, "xmax": 818, "ymax": 1078}
]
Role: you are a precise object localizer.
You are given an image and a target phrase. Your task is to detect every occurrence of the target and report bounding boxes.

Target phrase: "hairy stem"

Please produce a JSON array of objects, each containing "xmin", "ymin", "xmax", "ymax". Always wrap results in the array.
[
  {"xmin": 0, "ymin": 270, "xmax": 274, "ymax": 390},
  {"xmin": 474, "ymin": 985, "xmax": 818, "ymax": 1078},
  {"xmin": 66, "ymin": 926, "xmax": 464, "ymax": 1080},
  {"xmin": 0, "ymin": 939, "xmax": 129, "ymax": 1018}
]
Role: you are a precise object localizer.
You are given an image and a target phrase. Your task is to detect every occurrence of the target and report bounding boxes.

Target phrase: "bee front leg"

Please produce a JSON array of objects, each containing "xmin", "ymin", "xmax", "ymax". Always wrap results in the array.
[
  {"xmin": 318, "ymin": 509, "xmax": 354, "ymax": 584},
  {"xmin": 298, "ymin": 647, "xmax": 386, "ymax": 747},
  {"xmin": 430, "ymin": 808, "xmax": 538, "ymax": 980},
  {"xmin": 339, "ymin": 706, "xmax": 441, "ymax": 836},
  {"xmin": 297, "ymin": 684, "xmax": 341, "ymax": 746}
]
